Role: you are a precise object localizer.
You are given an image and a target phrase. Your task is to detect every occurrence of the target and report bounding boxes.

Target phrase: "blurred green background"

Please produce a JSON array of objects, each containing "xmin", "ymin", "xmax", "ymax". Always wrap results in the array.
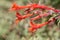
[{"xmin": 0, "ymin": 0, "xmax": 60, "ymax": 40}]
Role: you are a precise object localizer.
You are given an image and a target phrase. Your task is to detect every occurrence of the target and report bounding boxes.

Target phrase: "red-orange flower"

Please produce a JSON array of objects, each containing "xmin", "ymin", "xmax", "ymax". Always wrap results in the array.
[
  {"xmin": 9, "ymin": 3, "xmax": 32, "ymax": 11},
  {"xmin": 9, "ymin": 3, "xmax": 20, "ymax": 11},
  {"xmin": 31, "ymin": 13, "xmax": 50, "ymax": 21},
  {"xmin": 9, "ymin": 3, "xmax": 38, "ymax": 11},
  {"xmin": 28, "ymin": 19, "xmax": 54, "ymax": 33},
  {"xmin": 15, "ymin": 12, "xmax": 33, "ymax": 24}
]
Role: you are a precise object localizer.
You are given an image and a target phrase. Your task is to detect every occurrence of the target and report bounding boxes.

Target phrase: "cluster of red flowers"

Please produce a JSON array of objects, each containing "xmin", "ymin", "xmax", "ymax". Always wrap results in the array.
[{"xmin": 9, "ymin": 3, "xmax": 60, "ymax": 33}]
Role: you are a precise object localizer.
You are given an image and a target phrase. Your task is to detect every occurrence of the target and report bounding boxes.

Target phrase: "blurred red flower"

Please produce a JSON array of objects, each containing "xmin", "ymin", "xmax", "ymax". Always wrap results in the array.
[
  {"xmin": 28, "ymin": 19, "xmax": 54, "ymax": 33},
  {"xmin": 9, "ymin": 3, "xmax": 32, "ymax": 11},
  {"xmin": 15, "ymin": 12, "xmax": 33, "ymax": 24},
  {"xmin": 31, "ymin": 13, "xmax": 51, "ymax": 21}
]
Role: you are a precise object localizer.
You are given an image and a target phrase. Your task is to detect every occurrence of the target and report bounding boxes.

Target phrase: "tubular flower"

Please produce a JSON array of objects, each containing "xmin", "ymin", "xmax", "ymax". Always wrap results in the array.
[
  {"xmin": 31, "ymin": 13, "xmax": 51, "ymax": 21},
  {"xmin": 15, "ymin": 12, "xmax": 33, "ymax": 24},
  {"xmin": 28, "ymin": 18, "xmax": 55, "ymax": 33},
  {"xmin": 37, "ymin": 5, "xmax": 60, "ymax": 13},
  {"xmin": 9, "ymin": 3, "xmax": 32, "ymax": 11},
  {"xmin": 31, "ymin": 4, "xmax": 60, "ymax": 13},
  {"xmin": 31, "ymin": 4, "xmax": 52, "ymax": 10},
  {"xmin": 9, "ymin": 3, "xmax": 20, "ymax": 11},
  {"xmin": 9, "ymin": 3, "xmax": 38, "ymax": 11},
  {"xmin": 33, "ymin": 5, "xmax": 60, "ymax": 13}
]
